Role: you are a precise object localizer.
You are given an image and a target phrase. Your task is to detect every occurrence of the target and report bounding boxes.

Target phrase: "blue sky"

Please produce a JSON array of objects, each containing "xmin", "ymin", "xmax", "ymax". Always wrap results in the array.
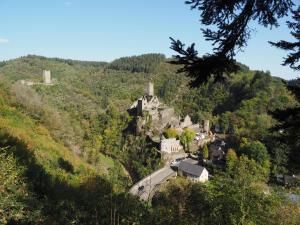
[{"xmin": 0, "ymin": 0, "xmax": 298, "ymax": 80}]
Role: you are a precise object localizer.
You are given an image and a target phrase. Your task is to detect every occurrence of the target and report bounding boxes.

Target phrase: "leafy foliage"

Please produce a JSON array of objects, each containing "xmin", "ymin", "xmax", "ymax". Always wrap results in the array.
[
  {"xmin": 226, "ymin": 148, "xmax": 237, "ymax": 173},
  {"xmin": 0, "ymin": 147, "xmax": 42, "ymax": 224},
  {"xmin": 152, "ymin": 156, "xmax": 298, "ymax": 225},
  {"xmin": 170, "ymin": 38, "xmax": 239, "ymax": 85},
  {"xmin": 180, "ymin": 128, "xmax": 196, "ymax": 151},
  {"xmin": 202, "ymin": 144, "xmax": 209, "ymax": 160},
  {"xmin": 271, "ymin": 78, "xmax": 300, "ymax": 173},
  {"xmin": 239, "ymin": 139, "xmax": 270, "ymax": 171},
  {"xmin": 123, "ymin": 135, "xmax": 162, "ymax": 181},
  {"xmin": 163, "ymin": 128, "xmax": 179, "ymax": 139}
]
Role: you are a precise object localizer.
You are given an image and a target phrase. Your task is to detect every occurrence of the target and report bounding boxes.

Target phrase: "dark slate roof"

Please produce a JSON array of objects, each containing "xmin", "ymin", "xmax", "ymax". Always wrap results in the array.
[
  {"xmin": 178, "ymin": 161, "xmax": 205, "ymax": 177},
  {"xmin": 284, "ymin": 175, "xmax": 296, "ymax": 184},
  {"xmin": 214, "ymin": 139, "xmax": 226, "ymax": 146}
]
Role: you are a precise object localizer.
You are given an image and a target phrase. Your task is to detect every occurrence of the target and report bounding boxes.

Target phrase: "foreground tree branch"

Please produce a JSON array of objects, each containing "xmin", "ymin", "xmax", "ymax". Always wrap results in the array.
[{"xmin": 171, "ymin": 0, "xmax": 296, "ymax": 86}]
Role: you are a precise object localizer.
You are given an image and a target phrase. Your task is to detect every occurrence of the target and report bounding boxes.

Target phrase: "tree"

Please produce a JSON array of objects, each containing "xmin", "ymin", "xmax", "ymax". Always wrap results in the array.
[
  {"xmin": 164, "ymin": 128, "xmax": 179, "ymax": 139},
  {"xmin": 202, "ymin": 144, "xmax": 209, "ymax": 160},
  {"xmin": 271, "ymin": 79, "xmax": 300, "ymax": 173},
  {"xmin": 240, "ymin": 140, "xmax": 270, "ymax": 172},
  {"xmin": 123, "ymin": 135, "xmax": 161, "ymax": 180},
  {"xmin": 233, "ymin": 155, "xmax": 269, "ymax": 182},
  {"xmin": 268, "ymin": 11, "xmax": 300, "ymax": 173},
  {"xmin": 180, "ymin": 128, "xmax": 196, "ymax": 152},
  {"xmin": 0, "ymin": 147, "xmax": 41, "ymax": 224},
  {"xmin": 100, "ymin": 104, "xmax": 129, "ymax": 155},
  {"xmin": 226, "ymin": 148, "xmax": 238, "ymax": 173},
  {"xmin": 269, "ymin": 6, "xmax": 300, "ymax": 70},
  {"xmin": 270, "ymin": 142, "xmax": 290, "ymax": 174},
  {"xmin": 170, "ymin": 0, "xmax": 297, "ymax": 86}
]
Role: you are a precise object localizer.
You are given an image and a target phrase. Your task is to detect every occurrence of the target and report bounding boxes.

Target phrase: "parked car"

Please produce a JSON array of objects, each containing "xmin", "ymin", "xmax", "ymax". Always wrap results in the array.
[{"xmin": 138, "ymin": 185, "xmax": 144, "ymax": 191}]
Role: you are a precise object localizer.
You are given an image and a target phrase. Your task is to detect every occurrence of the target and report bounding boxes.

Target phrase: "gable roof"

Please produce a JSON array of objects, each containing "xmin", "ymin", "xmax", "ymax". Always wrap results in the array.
[{"xmin": 178, "ymin": 161, "xmax": 206, "ymax": 177}]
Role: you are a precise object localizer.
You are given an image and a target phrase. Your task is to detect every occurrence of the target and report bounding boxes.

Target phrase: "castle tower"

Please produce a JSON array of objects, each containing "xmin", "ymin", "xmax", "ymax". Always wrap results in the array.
[
  {"xmin": 43, "ymin": 70, "xmax": 51, "ymax": 84},
  {"xmin": 145, "ymin": 81, "xmax": 154, "ymax": 96},
  {"xmin": 204, "ymin": 120, "xmax": 210, "ymax": 133}
]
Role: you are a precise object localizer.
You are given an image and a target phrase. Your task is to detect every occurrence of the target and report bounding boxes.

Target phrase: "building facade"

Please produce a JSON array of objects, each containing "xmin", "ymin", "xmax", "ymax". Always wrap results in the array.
[{"xmin": 160, "ymin": 138, "xmax": 183, "ymax": 153}]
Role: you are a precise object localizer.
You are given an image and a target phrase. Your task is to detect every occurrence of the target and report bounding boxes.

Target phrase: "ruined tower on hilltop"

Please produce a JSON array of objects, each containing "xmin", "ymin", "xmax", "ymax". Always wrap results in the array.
[
  {"xmin": 43, "ymin": 70, "xmax": 51, "ymax": 85},
  {"xmin": 145, "ymin": 81, "xmax": 154, "ymax": 96}
]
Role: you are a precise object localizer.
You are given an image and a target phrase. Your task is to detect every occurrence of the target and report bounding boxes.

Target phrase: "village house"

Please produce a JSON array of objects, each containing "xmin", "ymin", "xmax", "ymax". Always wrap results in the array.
[
  {"xmin": 209, "ymin": 139, "xmax": 226, "ymax": 162},
  {"xmin": 177, "ymin": 161, "xmax": 209, "ymax": 182},
  {"xmin": 275, "ymin": 174, "xmax": 298, "ymax": 187}
]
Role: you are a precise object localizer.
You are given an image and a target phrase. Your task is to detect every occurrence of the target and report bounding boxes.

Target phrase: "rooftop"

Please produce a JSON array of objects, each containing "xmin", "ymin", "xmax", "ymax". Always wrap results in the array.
[{"xmin": 178, "ymin": 161, "xmax": 205, "ymax": 177}]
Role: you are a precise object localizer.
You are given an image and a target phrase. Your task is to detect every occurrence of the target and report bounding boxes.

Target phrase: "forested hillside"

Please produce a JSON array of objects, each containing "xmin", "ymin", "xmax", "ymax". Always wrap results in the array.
[{"xmin": 0, "ymin": 54, "xmax": 299, "ymax": 224}]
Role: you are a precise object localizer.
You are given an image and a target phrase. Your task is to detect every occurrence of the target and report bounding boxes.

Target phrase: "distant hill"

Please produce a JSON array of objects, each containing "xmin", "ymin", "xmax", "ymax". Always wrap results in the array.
[{"xmin": 107, "ymin": 53, "xmax": 166, "ymax": 73}]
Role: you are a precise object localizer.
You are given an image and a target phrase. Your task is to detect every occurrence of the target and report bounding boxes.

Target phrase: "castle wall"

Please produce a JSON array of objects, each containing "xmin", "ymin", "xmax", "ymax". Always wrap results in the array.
[
  {"xmin": 180, "ymin": 115, "xmax": 193, "ymax": 128},
  {"xmin": 160, "ymin": 138, "xmax": 183, "ymax": 153},
  {"xmin": 160, "ymin": 108, "xmax": 175, "ymax": 126},
  {"xmin": 137, "ymin": 99, "xmax": 143, "ymax": 115},
  {"xmin": 204, "ymin": 120, "xmax": 210, "ymax": 133},
  {"xmin": 187, "ymin": 124, "xmax": 201, "ymax": 133}
]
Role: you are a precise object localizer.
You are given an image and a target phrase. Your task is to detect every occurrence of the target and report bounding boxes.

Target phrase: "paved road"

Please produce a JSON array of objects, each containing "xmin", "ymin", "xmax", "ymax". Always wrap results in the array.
[{"xmin": 129, "ymin": 166, "xmax": 176, "ymax": 201}]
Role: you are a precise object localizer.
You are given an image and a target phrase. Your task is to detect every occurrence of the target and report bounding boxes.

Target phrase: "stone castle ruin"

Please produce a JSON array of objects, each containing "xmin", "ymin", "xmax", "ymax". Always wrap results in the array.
[
  {"xmin": 131, "ymin": 82, "xmax": 160, "ymax": 116},
  {"xmin": 145, "ymin": 81, "xmax": 154, "ymax": 96},
  {"xmin": 20, "ymin": 70, "xmax": 53, "ymax": 86},
  {"xmin": 43, "ymin": 70, "xmax": 52, "ymax": 85},
  {"xmin": 129, "ymin": 81, "xmax": 212, "ymax": 158},
  {"xmin": 160, "ymin": 137, "xmax": 183, "ymax": 154}
]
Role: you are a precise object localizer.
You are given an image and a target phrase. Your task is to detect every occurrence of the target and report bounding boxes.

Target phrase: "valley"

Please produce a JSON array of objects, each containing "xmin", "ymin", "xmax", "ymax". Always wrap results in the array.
[{"xmin": 0, "ymin": 54, "xmax": 299, "ymax": 224}]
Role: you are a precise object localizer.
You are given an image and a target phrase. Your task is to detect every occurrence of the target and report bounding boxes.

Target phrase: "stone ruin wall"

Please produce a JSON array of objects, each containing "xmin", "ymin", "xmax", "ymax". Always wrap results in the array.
[{"xmin": 160, "ymin": 138, "xmax": 183, "ymax": 154}]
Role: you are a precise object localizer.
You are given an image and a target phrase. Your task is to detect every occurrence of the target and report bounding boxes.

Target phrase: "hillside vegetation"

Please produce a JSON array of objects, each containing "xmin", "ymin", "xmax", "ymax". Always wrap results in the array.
[{"xmin": 0, "ymin": 54, "xmax": 299, "ymax": 224}]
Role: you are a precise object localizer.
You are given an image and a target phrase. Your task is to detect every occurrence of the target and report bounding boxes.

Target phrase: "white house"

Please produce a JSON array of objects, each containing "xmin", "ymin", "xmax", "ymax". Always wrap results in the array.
[{"xmin": 177, "ymin": 161, "xmax": 209, "ymax": 182}]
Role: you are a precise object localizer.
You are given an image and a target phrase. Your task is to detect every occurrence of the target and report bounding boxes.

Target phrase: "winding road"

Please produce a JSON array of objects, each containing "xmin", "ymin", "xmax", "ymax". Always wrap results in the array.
[{"xmin": 129, "ymin": 166, "xmax": 177, "ymax": 201}]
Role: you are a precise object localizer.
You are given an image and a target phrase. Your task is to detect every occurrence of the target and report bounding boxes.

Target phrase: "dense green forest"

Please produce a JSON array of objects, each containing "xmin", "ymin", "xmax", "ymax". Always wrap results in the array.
[{"xmin": 0, "ymin": 54, "xmax": 299, "ymax": 224}]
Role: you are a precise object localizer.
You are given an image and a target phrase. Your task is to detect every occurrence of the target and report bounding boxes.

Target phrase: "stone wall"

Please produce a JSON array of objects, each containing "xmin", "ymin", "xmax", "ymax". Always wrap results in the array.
[
  {"xmin": 136, "ymin": 96, "xmax": 160, "ymax": 116},
  {"xmin": 180, "ymin": 115, "xmax": 193, "ymax": 128},
  {"xmin": 160, "ymin": 138, "xmax": 183, "ymax": 154},
  {"xmin": 204, "ymin": 120, "xmax": 210, "ymax": 133},
  {"xmin": 160, "ymin": 107, "xmax": 176, "ymax": 126}
]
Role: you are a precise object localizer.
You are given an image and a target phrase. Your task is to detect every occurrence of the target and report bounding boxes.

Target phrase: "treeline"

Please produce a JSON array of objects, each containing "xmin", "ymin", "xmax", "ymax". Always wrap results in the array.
[
  {"xmin": 107, "ymin": 53, "xmax": 166, "ymax": 73},
  {"xmin": 25, "ymin": 55, "xmax": 108, "ymax": 68}
]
